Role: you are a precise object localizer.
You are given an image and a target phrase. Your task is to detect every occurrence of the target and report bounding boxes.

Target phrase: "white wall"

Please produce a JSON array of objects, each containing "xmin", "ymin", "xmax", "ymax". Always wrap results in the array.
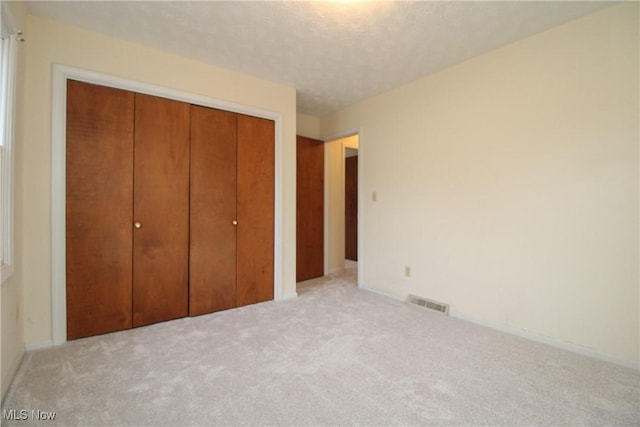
[
  {"xmin": 297, "ymin": 113, "xmax": 321, "ymax": 139},
  {"xmin": 321, "ymin": 3, "xmax": 639, "ymax": 367},
  {"xmin": 1, "ymin": 0, "xmax": 28, "ymax": 401},
  {"xmin": 21, "ymin": 15, "xmax": 297, "ymax": 347},
  {"xmin": 325, "ymin": 135, "xmax": 358, "ymax": 274}
]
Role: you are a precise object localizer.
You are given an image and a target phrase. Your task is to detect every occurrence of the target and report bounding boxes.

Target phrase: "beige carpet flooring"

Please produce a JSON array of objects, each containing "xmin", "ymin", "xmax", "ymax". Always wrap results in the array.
[{"xmin": 2, "ymin": 269, "xmax": 639, "ymax": 426}]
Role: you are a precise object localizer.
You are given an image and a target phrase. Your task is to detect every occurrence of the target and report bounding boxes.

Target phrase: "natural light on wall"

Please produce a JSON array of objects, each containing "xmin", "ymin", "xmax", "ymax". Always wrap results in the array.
[{"xmin": 0, "ymin": 2, "xmax": 21, "ymax": 284}]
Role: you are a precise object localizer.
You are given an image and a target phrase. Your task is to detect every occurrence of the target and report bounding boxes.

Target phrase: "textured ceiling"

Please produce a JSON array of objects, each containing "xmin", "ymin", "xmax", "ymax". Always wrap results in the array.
[{"xmin": 27, "ymin": 1, "xmax": 614, "ymax": 116}]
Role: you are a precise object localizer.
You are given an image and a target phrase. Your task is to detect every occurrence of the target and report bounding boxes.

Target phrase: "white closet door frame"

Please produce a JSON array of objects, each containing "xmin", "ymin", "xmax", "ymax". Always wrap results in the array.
[{"xmin": 51, "ymin": 64, "xmax": 284, "ymax": 345}]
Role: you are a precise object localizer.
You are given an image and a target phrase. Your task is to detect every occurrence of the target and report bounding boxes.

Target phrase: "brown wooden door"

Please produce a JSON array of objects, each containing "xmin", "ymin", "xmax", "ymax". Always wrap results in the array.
[
  {"xmin": 66, "ymin": 80, "xmax": 134, "ymax": 340},
  {"xmin": 189, "ymin": 106, "xmax": 238, "ymax": 316},
  {"xmin": 132, "ymin": 93, "xmax": 190, "ymax": 327},
  {"xmin": 345, "ymin": 155, "xmax": 358, "ymax": 261},
  {"xmin": 67, "ymin": 82, "xmax": 273, "ymax": 336},
  {"xmin": 296, "ymin": 135, "xmax": 324, "ymax": 281},
  {"xmin": 236, "ymin": 114, "xmax": 274, "ymax": 306}
]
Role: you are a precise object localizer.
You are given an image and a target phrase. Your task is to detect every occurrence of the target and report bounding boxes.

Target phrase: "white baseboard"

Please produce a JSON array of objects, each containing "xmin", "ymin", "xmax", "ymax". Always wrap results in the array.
[
  {"xmin": 21, "ymin": 289, "xmax": 639, "ymax": 372},
  {"xmin": 361, "ymin": 285, "xmax": 638, "ymax": 371},
  {"xmin": 280, "ymin": 291, "xmax": 298, "ymax": 301},
  {"xmin": 25, "ymin": 340, "xmax": 54, "ymax": 352},
  {"xmin": 361, "ymin": 285, "xmax": 405, "ymax": 302},
  {"xmin": 450, "ymin": 312, "xmax": 639, "ymax": 371}
]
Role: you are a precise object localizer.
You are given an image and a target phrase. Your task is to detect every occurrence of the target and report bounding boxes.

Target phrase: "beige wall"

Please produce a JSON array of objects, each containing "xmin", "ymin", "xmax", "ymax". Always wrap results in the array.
[
  {"xmin": 21, "ymin": 15, "xmax": 297, "ymax": 346},
  {"xmin": 325, "ymin": 135, "xmax": 359, "ymax": 274},
  {"xmin": 296, "ymin": 113, "xmax": 321, "ymax": 139},
  {"xmin": 1, "ymin": 0, "xmax": 28, "ymax": 401},
  {"xmin": 321, "ymin": 3, "xmax": 639, "ymax": 367}
]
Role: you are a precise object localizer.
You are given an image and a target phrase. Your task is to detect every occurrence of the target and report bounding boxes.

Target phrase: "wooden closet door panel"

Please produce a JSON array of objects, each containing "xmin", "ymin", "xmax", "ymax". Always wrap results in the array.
[
  {"xmin": 189, "ymin": 106, "xmax": 237, "ymax": 316},
  {"xmin": 236, "ymin": 114, "xmax": 274, "ymax": 306},
  {"xmin": 66, "ymin": 80, "xmax": 134, "ymax": 340},
  {"xmin": 296, "ymin": 136, "xmax": 324, "ymax": 281},
  {"xmin": 345, "ymin": 156, "xmax": 358, "ymax": 261},
  {"xmin": 133, "ymin": 93, "xmax": 190, "ymax": 327}
]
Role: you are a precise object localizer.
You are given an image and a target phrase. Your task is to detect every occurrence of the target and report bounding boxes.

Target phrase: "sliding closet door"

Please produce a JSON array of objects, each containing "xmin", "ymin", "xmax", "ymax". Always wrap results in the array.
[
  {"xmin": 133, "ymin": 94, "xmax": 190, "ymax": 327},
  {"xmin": 236, "ymin": 114, "xmax": 275, "ymax": 306},
  {"xmin": 66, "ymin": 80, "xmax": 134, "ymax": 340},
  {"xmin": 189, "ymin": 106, "xmax": 238, "ymax": 316}
]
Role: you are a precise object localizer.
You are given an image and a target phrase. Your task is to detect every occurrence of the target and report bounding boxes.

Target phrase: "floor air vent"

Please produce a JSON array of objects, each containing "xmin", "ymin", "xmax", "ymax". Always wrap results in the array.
[{"xmin": 406, "ymin": 294, "xmax": 449, "ymax": 315}]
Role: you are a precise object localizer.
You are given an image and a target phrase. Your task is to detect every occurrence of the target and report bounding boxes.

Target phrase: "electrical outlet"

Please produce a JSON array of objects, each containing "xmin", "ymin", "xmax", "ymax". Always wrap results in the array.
[
  {"xmin": 404, "ymin": 266, "xmax": 411, "ymax": 278},
  {"xmin": 372, "ymin": 191, "xmax": 377, "ymax": 202}
]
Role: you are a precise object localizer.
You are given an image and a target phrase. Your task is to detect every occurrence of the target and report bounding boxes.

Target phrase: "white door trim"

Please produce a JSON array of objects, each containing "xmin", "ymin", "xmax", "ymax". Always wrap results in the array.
[
  {"xmin": 51, "ymin": 64, "xmax": 284, "ymax": 345},
  {"xmin": 322, "ymin": 129, "xmax": 363, "ymax": 287}
]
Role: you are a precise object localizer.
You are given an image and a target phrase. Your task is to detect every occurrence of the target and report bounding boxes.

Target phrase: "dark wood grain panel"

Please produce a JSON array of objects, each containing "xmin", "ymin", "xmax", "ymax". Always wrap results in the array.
[
  {"xmin": 132, "ymin": 93, "xmax": 190, "ymax": 327},
  {"xmin": 66, "ymin": 80, "xmax": 134, "ymax": 340},
  {"xmin": 189, "ymin": 106, "xmax": 238, "ymax": 316},
  {"xmin": 345, "ymin": 155, "xmax": 358, "ymax": 261},
  {"xmin": 236, "ymin": 114, "xmax": 274, "ymax": 306},
  {"xmin": 296, "ymin": 135, "xmax": 324, "ymax": 281}
]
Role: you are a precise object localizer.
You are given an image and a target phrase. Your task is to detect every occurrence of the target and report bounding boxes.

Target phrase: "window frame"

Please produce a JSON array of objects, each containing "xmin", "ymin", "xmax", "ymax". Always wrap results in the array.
[{"xmin": 0, "ymin": 3, "xmax": 19, "ymax": 284}]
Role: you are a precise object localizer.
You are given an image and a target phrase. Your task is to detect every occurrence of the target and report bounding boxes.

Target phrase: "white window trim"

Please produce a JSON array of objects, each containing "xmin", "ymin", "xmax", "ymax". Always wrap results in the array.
[{"xmin": 0, "ymin": 3, "xmax": 19, "ymax": 284}]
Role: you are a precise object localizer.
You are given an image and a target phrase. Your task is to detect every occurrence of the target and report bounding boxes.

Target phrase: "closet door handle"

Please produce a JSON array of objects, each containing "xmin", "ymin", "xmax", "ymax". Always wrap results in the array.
[
  {"xmin": 232, "ymin": 220, "xmax": 238, "ymax": 226},
  {"xmin": 134, "ymin": 222, "xmax": 142, "ymax": 229}
]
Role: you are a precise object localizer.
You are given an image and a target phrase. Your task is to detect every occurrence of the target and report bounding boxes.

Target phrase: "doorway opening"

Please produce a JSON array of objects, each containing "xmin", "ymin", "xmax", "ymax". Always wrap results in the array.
[{"xmin": 324, "ymin": 134, "xmax": 359, "ymax": 281}]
